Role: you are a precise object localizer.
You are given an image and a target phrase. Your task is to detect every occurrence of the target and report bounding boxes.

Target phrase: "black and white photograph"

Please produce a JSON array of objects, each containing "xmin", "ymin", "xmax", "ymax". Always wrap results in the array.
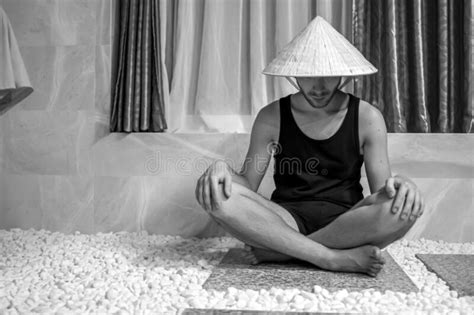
[{"xmin": 0, "ymin": 0, "xmax": 473, "ymax": 314}]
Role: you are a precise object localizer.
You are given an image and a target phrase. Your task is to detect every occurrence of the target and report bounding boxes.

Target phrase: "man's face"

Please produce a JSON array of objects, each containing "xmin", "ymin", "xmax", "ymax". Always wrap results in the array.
[{"xmin": 296, "ymin": 77, "xmax": 342, "ymax": 108}]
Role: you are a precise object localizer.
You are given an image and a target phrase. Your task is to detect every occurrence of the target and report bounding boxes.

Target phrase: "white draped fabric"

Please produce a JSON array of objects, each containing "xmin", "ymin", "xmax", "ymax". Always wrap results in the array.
[
  {"xmin": 0, "ymin": 6, "xmax": 33, "ymax": 115},
  {"xmin": 159, "ymin": 0, "xmax": 352, "ymax": 132}
]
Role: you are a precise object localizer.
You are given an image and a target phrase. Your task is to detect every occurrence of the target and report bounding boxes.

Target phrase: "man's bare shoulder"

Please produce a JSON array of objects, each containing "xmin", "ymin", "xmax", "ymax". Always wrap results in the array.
[
  {"xmin": 256, "ymin": 100, "xmax": 279, "ymax": 125},
  {"xmin": 359, "ymin": 100, "xmax": 383, "ymax": 121},
  {"xmin": 253, "ymin": 99, "xmax": 280, "ymax": 135},
  {"xmin": 358, "ymin": 99, "xmax": 387, "ymax": 145},
  {"xmin": 359, "ymin": 100, "xmax": 386, "ymax": 130}
]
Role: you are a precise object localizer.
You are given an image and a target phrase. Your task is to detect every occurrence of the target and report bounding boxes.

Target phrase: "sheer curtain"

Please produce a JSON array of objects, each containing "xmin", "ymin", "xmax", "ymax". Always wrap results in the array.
[{"xmin": 159, "ymin": 0, "xmax": 353, "ymax": 132}]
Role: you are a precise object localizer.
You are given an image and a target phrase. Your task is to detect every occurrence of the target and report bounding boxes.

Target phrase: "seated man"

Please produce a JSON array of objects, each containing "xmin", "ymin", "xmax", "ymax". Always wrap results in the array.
[{"xmin": 195, "ymin": 16, "xmax": 424, "ymax": 277}]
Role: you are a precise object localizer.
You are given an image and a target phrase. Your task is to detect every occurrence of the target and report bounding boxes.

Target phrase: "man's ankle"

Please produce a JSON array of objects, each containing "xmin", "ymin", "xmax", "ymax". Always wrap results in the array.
[{"xmin": 313, "ymin": 247, "xmax": 339, "ymax": 270}]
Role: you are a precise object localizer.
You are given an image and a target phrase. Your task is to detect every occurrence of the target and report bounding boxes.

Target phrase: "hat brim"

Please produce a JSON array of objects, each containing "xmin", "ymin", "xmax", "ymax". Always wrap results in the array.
[
  {"xmin": 262, "ymin": 70, "xmax": 378, "ymax": 77},
  {"xmin": 262, "ymin": 16, "xmax": 378, "ymax": 78}
]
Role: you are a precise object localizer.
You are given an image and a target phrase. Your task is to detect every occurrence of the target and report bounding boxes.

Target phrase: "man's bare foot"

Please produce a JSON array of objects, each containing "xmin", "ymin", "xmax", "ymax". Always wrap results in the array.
[
  {"xmin": 241, "ymin": 245, "xmax": 258, "ymax": 264},
  {"xmin": 323, "ymin": 245, "xmax": 386, "ymax": 277},
  {"xmin": 243, "ymin": 244, "xmax": 385, "ymax": 277}
]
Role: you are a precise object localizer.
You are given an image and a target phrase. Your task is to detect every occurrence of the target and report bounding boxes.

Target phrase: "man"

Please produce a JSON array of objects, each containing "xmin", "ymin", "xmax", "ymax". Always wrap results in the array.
[{"xmin": 195, "ymin": 17, "xmax": 424, "ymax": 277}]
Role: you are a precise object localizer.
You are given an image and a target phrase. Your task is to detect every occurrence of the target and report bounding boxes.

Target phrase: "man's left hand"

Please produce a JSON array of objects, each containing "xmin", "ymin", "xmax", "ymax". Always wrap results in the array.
[{"xmin": 384, "ymin": 175, "xmax": 425, "ymax": 221}]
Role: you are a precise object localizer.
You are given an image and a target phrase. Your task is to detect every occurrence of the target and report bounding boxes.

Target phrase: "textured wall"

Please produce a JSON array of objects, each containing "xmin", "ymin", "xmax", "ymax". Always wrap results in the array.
[
  {"xmin": 0, "ymin": 1, "xmax": 472, "ymax": 242},
  {"xmin": 91, "ymin": 133, "xmax": 474, "ymax": 242},
  {"xmin": 0, "ymin": 0, "xmax": 112, "ymax": 233}
]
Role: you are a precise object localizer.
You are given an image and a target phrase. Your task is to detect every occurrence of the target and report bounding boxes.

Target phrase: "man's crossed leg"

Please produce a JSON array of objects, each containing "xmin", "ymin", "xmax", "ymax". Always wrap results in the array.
[{"xmin": 200, "ymin": 182, "xmax": 416, "ymax": 277}]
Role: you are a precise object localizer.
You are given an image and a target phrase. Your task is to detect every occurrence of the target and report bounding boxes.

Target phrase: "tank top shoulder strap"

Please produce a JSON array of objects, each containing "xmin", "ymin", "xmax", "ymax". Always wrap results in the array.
[
  {"xmin": 277, "ymin": 94, "xmax": 293, "ymax": 145},
  {"xmin": 346, "ymin": 93, "xmax": 361, "ymax": 156},
  {"xmin": 279, "ymin": 94, "xmax": 291, "ymax": 120}
]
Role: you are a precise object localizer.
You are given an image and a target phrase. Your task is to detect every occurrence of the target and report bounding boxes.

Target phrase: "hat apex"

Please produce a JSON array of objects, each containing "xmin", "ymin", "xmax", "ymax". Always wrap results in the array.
[{"xmin": 263, "ymin": 16, "xmax": 377, "ymax": 77}]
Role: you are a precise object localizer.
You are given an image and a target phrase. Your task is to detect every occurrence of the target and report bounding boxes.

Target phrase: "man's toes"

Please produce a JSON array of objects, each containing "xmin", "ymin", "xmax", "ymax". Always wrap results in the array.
[
  {"xmin": 250, "ymin": 255, "xmax": 259, "ymax": 265},
  {"xmin": 368, "ymin": 267, "xmax": 381, "ymax": 277},
  {"xmin": 372, "ymin": 262, "xmax": 384, "ymax": 270},
  {"xmin": 367, "ymin": 270, "xmax": 377, "ymax": 277},
  {"xmin": 372, "ymin": 265, "xmax": 383, "ymax": 273},
  {"xmin": 370, "ymin": 247, "xmax": 385, "ymax": 264},
  {"xmin": 379, "ymin": 252, "xmax": 386, "ymax": 264},
  {"xmin": 374, "ymin": 247, "xmax": 382, "ymax": 258},
  {"xmin": 369, "ymin": 246, "xmax": 380, "ymax": 257},
  {"xmin": 371, "ymin": 263, "xmax": 384, "ymax": 273},
  {"xmin": 242, "ymin": 252, "xmax": 258, "ymax": 264}
]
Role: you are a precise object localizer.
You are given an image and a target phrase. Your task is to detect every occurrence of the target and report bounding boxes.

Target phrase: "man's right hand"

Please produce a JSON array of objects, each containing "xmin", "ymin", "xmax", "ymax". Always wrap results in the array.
[
  {"xmin": 384, "ymin": 176, "xmax": 424, "ymax": 221},
  {"xmin": 195, "ymin": 160, "xmax": 233, "ymax": 213}
]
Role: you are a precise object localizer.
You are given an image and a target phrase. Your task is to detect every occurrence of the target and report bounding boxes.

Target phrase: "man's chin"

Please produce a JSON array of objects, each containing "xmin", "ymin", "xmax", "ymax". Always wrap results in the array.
[
  {"xmin": 300, "ymin": 91, "xmax": 333, "ymax": 108},
  {"xmin": 308, "ymin": 98, "xmax": 330, "ymax": 108}
]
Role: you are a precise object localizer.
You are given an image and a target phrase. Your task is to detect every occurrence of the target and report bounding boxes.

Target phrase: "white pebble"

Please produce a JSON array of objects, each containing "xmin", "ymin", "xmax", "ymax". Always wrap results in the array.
[
  {"xmin": 335, "ymin": 289, "xmax": 348, "ymax": 300},
  {"xmin": 106, "ymin": 288, "xmax": 119, "ymax": 300},
  {"xmin": 1, "ymin": 229, "xmax": 473, "ymax": 314}
]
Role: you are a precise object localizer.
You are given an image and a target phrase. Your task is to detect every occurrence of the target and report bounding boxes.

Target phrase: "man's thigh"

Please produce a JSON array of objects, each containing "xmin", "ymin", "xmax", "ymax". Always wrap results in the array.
[
  {"xmin": 305, "ymin": 193, "xmax": 414, "ymax": 249},
  {"xmin": 223, "ymin": 182, "xmax": 300, "ymax": 233}
]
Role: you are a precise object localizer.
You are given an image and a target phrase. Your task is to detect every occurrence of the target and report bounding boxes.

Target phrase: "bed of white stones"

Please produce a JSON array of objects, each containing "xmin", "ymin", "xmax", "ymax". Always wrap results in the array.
[{"xmin": 0, "ymin": 229, "xmax": 473, "ymax": 314}]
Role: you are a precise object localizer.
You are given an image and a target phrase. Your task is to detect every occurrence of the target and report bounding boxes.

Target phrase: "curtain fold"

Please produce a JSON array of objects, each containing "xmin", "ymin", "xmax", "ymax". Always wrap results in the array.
[
  {"xmin": 162, "ymin": 0, "xmax": 352, "ymax": 132},
  {"xmin": 110, "ymin": 0, "xmax": 167, "ymax": 132},
  {"xmin": 353, "ymin": 0, "xmax": 473, "ymax": 133}
]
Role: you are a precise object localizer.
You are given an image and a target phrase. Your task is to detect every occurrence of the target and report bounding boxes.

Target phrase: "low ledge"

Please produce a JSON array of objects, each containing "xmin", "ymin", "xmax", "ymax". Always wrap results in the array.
[{"xmin": 93, "ymin": 133, "xmax": 474, "ymax": 178}]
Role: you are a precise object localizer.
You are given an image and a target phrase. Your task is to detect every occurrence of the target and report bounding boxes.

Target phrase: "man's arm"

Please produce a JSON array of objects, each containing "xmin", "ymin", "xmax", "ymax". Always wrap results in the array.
[
  {"xmin": 359, "ymin": 101, "xmax": 425, "ymax": 220},
  {"xmin": 359, "ymin": 101, "xmax": 391, "ymax": 194},
  {"xmin": 195, "ymin": 102, "xmax": 277, "ymax": 212},
  {"xmin": 232, "ymin": 102, "xmax": 277, "ymax": 192}
]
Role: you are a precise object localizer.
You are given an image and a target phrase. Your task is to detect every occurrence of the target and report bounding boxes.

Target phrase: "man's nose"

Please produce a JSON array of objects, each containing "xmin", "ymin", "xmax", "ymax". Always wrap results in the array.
[{"xmin": 312, "ymin": 79, "xmax": 325, "ymax": 90}]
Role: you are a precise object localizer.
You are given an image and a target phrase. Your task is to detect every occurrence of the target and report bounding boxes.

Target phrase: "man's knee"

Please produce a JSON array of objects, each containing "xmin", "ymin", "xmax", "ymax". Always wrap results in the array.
[
  {"xmin": 375, "ymin": 199, "xmax": 416, "ymax": 237},
  {"xmin": 206, "ymin": 182, "xmax": 248, "ymax": 219}
]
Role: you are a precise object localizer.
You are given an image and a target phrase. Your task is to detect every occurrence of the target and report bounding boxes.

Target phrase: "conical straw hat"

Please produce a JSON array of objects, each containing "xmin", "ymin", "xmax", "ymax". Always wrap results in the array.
[{"xmin": 263, "ymin": 16, "xmax": 377, "ymax": 77}]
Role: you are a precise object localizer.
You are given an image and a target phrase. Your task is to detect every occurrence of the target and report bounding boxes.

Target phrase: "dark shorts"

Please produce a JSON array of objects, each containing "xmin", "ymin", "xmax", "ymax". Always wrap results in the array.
[{"xmin": 276, "ymin": 200, "xmax": 351, "ymax": 235}]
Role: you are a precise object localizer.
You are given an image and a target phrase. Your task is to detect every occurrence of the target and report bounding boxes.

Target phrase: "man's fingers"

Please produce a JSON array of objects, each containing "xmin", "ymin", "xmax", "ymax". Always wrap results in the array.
[
  {"xmin": 194, "ymin": 178, "xmax": 199, "ymax": 202},
  {"xmin": 418, "ymin": 197, "xmax": 425, "ymax": 217},
  {"xmin": 391, "ymin": 184, "xmax": 407, "ymax": 214},
  {"xmin": 393, "ymin": 176, "xmax": 405, "ymax": 188},
  {"xmin": 224, "ymin": 174, "xmax": 232, "ymax": 198},
  {"xmin": 385, "ymin": 177, "xmax": 396, "ymax": 198},
  {"xmin": 209, "ymin": 176, "xmax": 221, "ymax": 211},
  {"xmin": 410, "ymin": 191, "xmax": 421, "ymax": 221},
  {"xmin": 400, "ymin": 188, "xmax": 415, "ymax": 220},
  {"xmin": 203, "ymin": 177, "xmax": 211, "ymax": 211},
  {"xmin": 199, "ymin": 178, "xmax": 206, "ymax": 210},
  {"xmin": 196, "ymin": 177, "xmax": 204, "ymax": 206}
]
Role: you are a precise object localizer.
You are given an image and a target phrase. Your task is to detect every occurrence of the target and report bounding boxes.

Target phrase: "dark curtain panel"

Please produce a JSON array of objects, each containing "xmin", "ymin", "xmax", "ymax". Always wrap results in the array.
[
  {"xmin": 353, "ymin": 0, "xmax": 473, "ymax": 132},
  {"xmin": 110, "ymin": 0, "xmax": 167, "ymax": 132}
]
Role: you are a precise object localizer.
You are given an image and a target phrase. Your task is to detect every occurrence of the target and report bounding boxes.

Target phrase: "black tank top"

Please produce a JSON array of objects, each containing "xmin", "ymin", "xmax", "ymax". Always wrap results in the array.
[{"xmin": 270, "ymin": 93, "xmax": 364, "ymax": 208}]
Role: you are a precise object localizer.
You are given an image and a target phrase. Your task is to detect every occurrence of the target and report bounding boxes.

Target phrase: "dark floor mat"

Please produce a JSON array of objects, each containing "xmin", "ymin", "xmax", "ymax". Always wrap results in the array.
[
  {"xmin": 203, "ymin": 248, "xmax": 418, "ymax": 293},
  {"xmin": 415, "ymin": 254, "xmax": 474, "ymax": 297},
  {"xmin": 181, "ymin": 309, "xmax": 349, "ymax": 315}
]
